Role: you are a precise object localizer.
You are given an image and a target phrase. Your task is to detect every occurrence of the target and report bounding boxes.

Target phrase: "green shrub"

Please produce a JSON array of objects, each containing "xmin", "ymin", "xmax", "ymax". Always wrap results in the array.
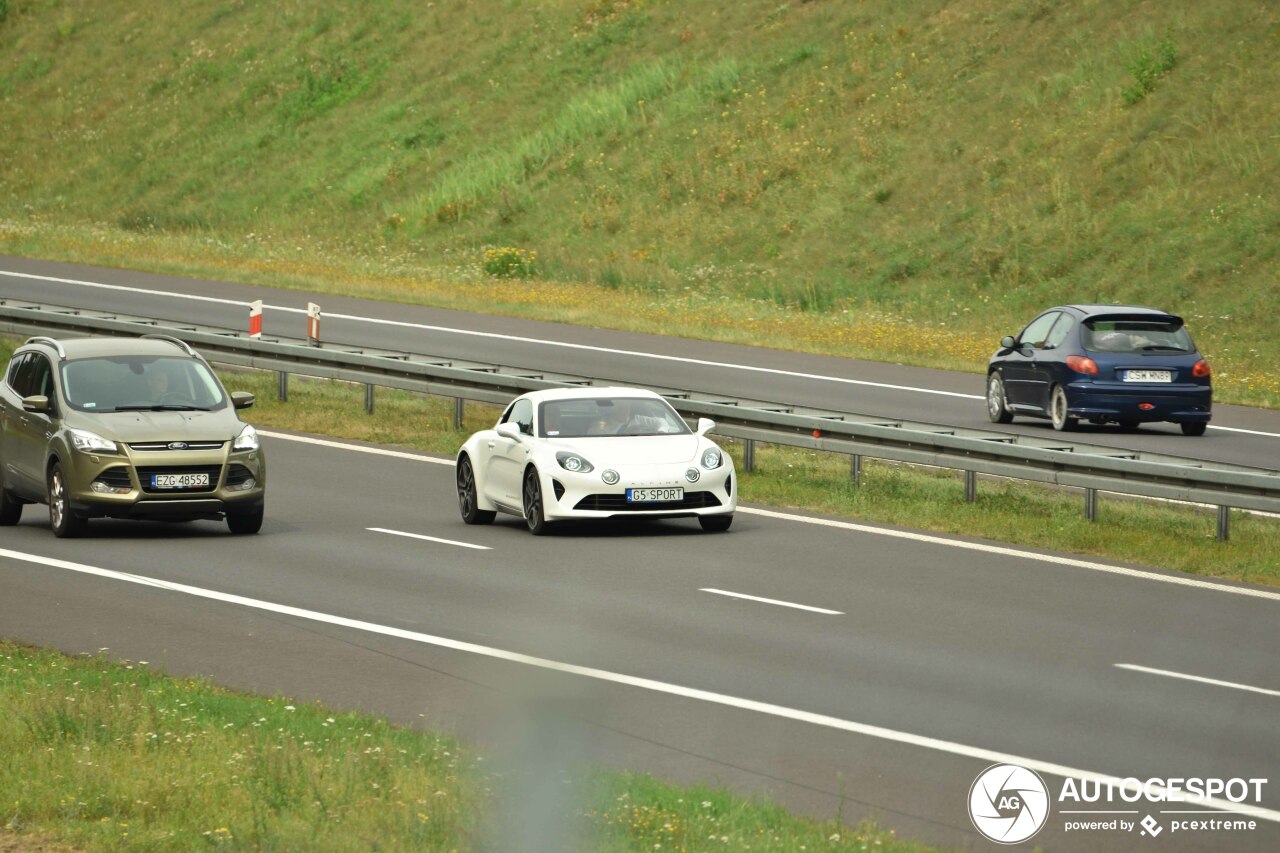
[
  {"xmin": 1122, "ymin": 35, "xmax": 1177, "ymax": 104},
  {"xmin": 482, "ymin": 246, "xmax": 537, "ymax": 278}
]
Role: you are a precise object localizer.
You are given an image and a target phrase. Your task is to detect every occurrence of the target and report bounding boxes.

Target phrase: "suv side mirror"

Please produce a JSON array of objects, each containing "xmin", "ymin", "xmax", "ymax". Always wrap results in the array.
[
  {"xmin": 696, "ymin": 417, "xmax": 716, "ymax": 435},
  {"xmin": 21, "ymin": 395, "xmax": 51, "ymax": 414},
  {"xmin": 231, "ymin": 391, "xmax": 256, "ymax": 410},
  {"xmin": 1000, "ymin": 335, "xmax": 1018, "ymax": 351}
]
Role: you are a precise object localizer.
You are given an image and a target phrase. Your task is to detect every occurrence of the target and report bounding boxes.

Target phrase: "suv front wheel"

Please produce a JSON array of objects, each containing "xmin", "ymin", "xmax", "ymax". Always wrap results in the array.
[
  {"xmin": 227, "ymin": 504, "xmax": 264, "ymax": 535},
  {"xmin": 48, "ymin": 462, "xmax": 87, "ymax": 538}
]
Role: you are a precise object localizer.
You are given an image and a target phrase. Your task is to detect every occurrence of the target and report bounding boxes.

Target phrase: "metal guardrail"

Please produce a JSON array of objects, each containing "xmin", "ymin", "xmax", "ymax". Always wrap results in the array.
[{"xmin": 3, "ymin": 299, "xmax": 1278, "ymax": 540}]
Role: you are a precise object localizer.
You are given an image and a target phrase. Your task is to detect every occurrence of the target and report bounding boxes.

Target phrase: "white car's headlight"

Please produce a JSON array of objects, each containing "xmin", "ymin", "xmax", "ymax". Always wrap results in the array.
[
  {"xmin": 556, "ymin": 451, "xmax": 594, "ymax": 473},
  {"xmin": 232, "ymin": 424, "xmax": 259, "ymax": 451},
  {"xmin": 70, "ymin": 429, "xmax": 117, "ymax": 454},
  {"xmin": 601, "ymin": 469, "xmax": 620, "ymax": 485},
  {"xmin": 701, "ymin": 448, "xmax": 722, "ymax": 469}
]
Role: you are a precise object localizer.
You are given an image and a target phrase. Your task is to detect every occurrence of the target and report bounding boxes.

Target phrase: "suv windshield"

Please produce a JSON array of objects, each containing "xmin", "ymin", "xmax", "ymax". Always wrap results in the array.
[
  {"xmin": 1082, "ymin": 319, "xmax": 1195, "ymax": 354},
  {"xmin": 60, "ymin": 356, "xmax": 227, "ymax": 412}
]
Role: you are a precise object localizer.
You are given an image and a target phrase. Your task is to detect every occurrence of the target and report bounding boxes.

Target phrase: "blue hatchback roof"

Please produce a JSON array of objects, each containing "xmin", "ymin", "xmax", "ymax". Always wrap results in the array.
[{"xmin": 1062, "ymin": 304, "xmax": 1172, "ymax": 317}]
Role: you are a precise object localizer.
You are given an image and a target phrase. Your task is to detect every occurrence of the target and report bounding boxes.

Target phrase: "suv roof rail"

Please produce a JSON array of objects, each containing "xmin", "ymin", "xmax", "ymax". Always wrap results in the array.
[
  {"xmin": 141, "ymin": 334, "xmax": 196, "ymax": 356},
  {"xmin": 24, "ymin": 336, "xmax": 67, "ymax": 359}
]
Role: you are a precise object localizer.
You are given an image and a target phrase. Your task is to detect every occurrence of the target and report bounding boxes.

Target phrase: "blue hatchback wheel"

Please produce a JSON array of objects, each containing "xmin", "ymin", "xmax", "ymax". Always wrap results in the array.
[
  {"xmin": 1049, "ymin": 386, "xmax": 1078, "ymax": 432},
  {"xmin": 986, "ymin": 373, "xmax": 1013, "ymax": 424}
]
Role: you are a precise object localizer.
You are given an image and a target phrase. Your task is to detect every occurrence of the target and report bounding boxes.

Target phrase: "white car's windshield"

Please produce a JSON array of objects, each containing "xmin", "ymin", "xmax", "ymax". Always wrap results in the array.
[
  {"xmin": 539, "ymin": 397, "xmax": 690, "ymax": 437},
  {"xmin": 60, "ymin": 356, "xmax": 227, "ymax": 412}
]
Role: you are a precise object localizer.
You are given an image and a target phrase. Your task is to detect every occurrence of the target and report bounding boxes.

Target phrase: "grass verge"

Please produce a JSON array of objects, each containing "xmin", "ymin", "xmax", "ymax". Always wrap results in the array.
[{"xmin": 0, "ymin": 641, "xmax": 931, "ymax": 853}]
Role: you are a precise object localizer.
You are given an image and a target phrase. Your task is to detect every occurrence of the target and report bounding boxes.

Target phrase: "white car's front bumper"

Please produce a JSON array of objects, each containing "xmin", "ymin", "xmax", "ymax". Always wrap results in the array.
[{"xmin": 538, "ymin": 460, "xmax": 737, "ymax": 521}]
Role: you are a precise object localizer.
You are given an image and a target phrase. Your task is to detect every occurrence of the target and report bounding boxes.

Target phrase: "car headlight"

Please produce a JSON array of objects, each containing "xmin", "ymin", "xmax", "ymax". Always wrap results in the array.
[
  {"xmin": 70, "ymin": 428, "xmax": 117, "ymax": 454},
  {"xmin": 232, "ymin": 424, "xmax": 259, "ymax": 451},
  {"xmin": 701, "ymin": 448, "xmax": 722, "ymax": 469},
  {"xmin": 601, "ymin": 469, "xmax": 620, "ymax": 485},
  {"xmin": 556, "ymin": 451, "xmax": 594, "ymax": 473}
]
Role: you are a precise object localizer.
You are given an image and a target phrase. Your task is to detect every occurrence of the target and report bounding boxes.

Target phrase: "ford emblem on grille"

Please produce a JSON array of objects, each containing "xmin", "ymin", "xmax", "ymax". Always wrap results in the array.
[{"xmin": 167, "ymin": 441, "xmax": 189, "ymax": 450}]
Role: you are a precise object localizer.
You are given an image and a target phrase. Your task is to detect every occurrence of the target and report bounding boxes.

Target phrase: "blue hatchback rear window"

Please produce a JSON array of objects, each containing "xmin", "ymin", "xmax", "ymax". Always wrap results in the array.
[{"xmin": 1082, "ymin": 320, "xmax": 1194, "ymax": 354}]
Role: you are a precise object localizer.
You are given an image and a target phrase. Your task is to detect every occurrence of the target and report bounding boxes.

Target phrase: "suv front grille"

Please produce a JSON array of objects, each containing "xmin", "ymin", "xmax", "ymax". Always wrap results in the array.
[
  {"xmin": 573, "ymin": 491, "xmax": 721, "ymax": 512},
  {"xmin": 128, "ymin": 441, "xmax": 225, "ymax": 451},
  {"xmin": 135, "ymin": 465, "xmax": 223, "ymax": 493}
]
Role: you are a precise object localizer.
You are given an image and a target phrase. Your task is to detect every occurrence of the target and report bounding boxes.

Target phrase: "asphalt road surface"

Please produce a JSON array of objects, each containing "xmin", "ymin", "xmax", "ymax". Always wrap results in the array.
[
  {"xmin": 2, "ymin": 429, "xmax": 1277, "ymax": 852},
  {"xmin": 2, "ymin": 256, "xmax": 1279, "ymax": 472}
]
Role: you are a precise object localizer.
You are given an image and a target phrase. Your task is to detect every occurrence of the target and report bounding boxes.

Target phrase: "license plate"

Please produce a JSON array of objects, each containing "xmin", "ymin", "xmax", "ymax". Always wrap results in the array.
[
  {"xmin": 1123, "ymin": 370, "xmax": 1172, "ymax": 383},
  {"xmin": 626, "ymin": 487, "xmax": 684, "ymax": 503},
  {"xmin": 152, "ymin": 473, "xmax": 210, "ymax": 489}
]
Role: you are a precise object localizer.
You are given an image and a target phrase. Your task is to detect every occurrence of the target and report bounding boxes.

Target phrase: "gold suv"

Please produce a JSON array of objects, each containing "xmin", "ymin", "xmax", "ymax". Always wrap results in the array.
[{"xmin": 0, "ymin": 335, "xmax": 266, "ymax": 537}]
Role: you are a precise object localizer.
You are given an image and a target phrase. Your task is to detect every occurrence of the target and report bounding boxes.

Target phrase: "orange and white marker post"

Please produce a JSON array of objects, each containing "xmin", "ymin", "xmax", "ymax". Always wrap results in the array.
[
  {"xmin": 306, "ymin": 302, "xmax": 321, "ymax": 346},
  {"xmin": 248, "ymin": 300, "xmax": 263, "ymax": 339}
]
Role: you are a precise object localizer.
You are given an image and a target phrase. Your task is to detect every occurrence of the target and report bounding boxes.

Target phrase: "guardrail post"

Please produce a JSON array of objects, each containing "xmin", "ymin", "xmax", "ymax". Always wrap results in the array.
[
  {"xmin": 277, "ymin": 371, "xmax": 288, "ymax": 402},
  {"xmin": 1084, "ymin": 488, "xmax": 1098, "ymax": 521},
  {"xmin": 1217, "ymin": 506, "xmax": 1230, "ymax": 542},
  {"xmin": 964, "ymin": 470, "xmax": 977, "ymax": 502},
  {"xmin": 850, "ymin": 454, "xmax": 862, "ymax": 486},
  {"xmin": 743, "ymin": 439, "xmax": 755, "ymax": 473},
  {"xmin": 364, "ymin": 383, "xmax": 375, "ymax": 414},
  {"xmin": 454, "ymin": 398, "xmax": 464, "ymax": 430}
]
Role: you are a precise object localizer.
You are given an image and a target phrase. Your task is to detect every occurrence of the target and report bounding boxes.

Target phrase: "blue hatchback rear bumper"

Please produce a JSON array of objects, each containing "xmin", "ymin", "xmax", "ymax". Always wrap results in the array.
[{"xmin": 1066, "ymin": 382, "xmax": 1211, "ymax": 423}]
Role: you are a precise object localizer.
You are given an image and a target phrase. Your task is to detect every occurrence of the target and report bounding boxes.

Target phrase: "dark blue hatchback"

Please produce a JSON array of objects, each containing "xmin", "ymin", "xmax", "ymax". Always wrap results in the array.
[{"xmin": 986, "ymin": 305, "xmax": 1212, "ymax": 435}]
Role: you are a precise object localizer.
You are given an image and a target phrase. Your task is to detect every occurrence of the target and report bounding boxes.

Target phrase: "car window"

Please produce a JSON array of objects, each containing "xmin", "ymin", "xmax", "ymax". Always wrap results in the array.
[
  {"xmin": 540, "ymin": 397, "xmax": 691, "ymax": 438},
  {"xmin": 503, "ymin": 398, "xmax": 534, "ymax": 435},
  {"xmin": 59, "ymin": 356, "xmax": 227, "ymax": 412},
  {"xmin": 1018, "ymin": 312, "xmax": 1061, "ymax": 349},
  {"xmin": 1043, "ymin": 314, "xmax": 1075, "ymax": 350},
  {"xmin": 27, "ymin": 355, "xmax": 55, "ymax": 403},
  {"xmin": 5, "ymin": 354, "xmax": 32, "ymax": 397},
  {"xmin": 1083, "ymin": 319, "xmax": 1194, "ymax": 354}
]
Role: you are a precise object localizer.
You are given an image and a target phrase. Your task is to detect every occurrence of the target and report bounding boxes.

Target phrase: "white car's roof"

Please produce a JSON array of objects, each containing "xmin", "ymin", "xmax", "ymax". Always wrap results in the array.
[{"xmin": 520, "ymin": 386, "xmax": 664, "ymax": 403}]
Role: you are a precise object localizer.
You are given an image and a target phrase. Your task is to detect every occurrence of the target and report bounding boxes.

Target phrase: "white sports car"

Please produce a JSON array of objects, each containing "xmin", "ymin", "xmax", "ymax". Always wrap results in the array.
[{"xmin": 456, "ymin": 387, "xmax": 737, "ymax": 534}]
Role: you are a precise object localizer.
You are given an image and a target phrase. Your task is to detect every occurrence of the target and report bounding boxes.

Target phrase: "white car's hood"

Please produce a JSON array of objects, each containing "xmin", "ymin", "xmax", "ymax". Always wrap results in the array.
[{"xmin": 558, "ymin": 435, "xmax": 700, "ymax": 465}]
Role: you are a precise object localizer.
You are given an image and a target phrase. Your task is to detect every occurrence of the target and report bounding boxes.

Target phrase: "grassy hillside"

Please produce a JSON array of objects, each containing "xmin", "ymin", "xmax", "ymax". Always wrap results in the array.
[{"xmin": 1, "ymin": 0, "xmax": 1277, "ymax": 405}]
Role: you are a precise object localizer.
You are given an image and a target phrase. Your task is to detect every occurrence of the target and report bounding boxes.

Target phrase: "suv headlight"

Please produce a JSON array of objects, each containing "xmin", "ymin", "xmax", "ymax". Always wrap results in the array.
[
  {"xmin": 232, "ymin": 424, "xmax": 259, "ymax": 451},
  {"xmin": 701, "ymin": 448, "xmax": 722, "ymax": 470},
  {"xmin": 556, "ymin": 451, "xmax": 594, "ymax": 473},
  {"xmin": 70, "ymin": 428, "xmax": 117, "ymax": 454}
]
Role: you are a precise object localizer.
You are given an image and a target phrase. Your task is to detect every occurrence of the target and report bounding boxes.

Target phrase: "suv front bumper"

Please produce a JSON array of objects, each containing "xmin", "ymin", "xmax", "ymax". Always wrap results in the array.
[{"xmin": 63, "ymin": 445, "xmax": 266, "ymax": 520}]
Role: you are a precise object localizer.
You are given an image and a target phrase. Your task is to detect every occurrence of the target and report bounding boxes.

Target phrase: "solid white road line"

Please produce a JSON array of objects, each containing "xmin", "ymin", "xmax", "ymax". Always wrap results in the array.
[
  {"xmin": 368, "ymin": 527, "xmax": 491, "ymax": 551},
  {"xmin": 700, "ymin": 588, "xmax": 843, "ymax": 615},
  {"xmin": 738, "ymin": 507, "xmax": 1280, "ymax": 602},
  {"xmin": 257, "ymin": 429, "xmax": 452, "ymax": 463},
  {"xmin": 258, "ymin": 430, "xmax": 1280, "ymax": 602},
  {"xmin": 1, "ymin": 545, "xmax": 1276, "ymax": 824},
  {"xmin": 1115, "ymin": 664, "xmax": 1280, "ymax": 698}
]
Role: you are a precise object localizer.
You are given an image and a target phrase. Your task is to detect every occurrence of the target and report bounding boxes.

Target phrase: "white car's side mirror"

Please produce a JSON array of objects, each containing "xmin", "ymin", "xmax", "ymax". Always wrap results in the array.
[
  {"xmin": 696, "ymin": 417, "xmax": 716, "ymax": 435},
  {"xmin": 495, "ymin": 422, "xmax": 523, "ymax": 441}
]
